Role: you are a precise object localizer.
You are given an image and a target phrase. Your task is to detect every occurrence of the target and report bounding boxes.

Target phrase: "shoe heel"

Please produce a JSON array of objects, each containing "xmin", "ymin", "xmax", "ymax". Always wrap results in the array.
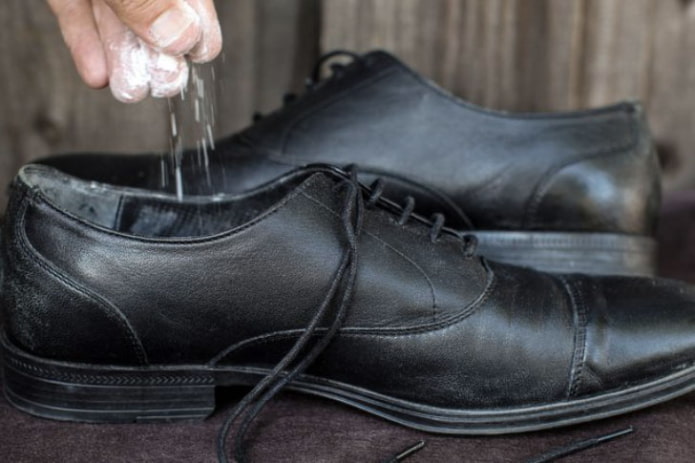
[{"xmin": 1, "ymin": 332, "xmax": 216, "ymax": 423}]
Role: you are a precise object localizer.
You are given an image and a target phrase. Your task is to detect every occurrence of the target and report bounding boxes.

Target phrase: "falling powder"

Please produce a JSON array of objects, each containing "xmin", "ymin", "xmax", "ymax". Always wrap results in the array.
[{"xmin": 164, "ymin": 63, "xmax": 218, "ymax": 199}]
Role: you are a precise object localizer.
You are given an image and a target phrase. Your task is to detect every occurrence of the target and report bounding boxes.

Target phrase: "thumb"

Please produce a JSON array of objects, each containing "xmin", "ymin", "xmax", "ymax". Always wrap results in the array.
[{"xmin": 102, "ymin": 0, "xmax": 202, "ymax": 56}]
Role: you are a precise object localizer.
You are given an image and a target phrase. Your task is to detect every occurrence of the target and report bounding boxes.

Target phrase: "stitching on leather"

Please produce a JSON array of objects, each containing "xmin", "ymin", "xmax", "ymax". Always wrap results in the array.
[
  {"xmin": 211, "ymin": 263, "xmax": 496, "ymax": 365},
  {"xmin": 15, "ymin": 199, "xmax": 149, "ymax": 365},
  {"xmin": 113, "ymin": 195, "xmax": 126, "ymax": 230},
  {"xmin": 523, "ymin": 113, "xmax": 638, "ymax": 229},
  {"xmin": 5, "ymin": 357, "xmax": 214, "ymax": 386},
  {"xmin": 258, "ymin": 55, "xmax": 636, "ymax": 163},
  {"xmin": 572, "ymin": 283, "xmax": 589, "ymax": 398},
  {"xmin": 299, "ymin": 190, "xmax": 439, "ymax": 318},
  {"xmin": 474, "ymin": 233, "xmax": 656, "ymax": 250},
  {"xmin": 270, "ymin": 57, "xmax": 636, "ymax": 163},
  {"xmin": 392, "ymin": 54, "xmax": 637, "ymax": 121},
  {"xmin": 559, "ymin": 276, "xmax": 588, "ymax": 399},
  {"xmin": 355, "ymin": 167, "xmax": 471, "ymax": 226}
]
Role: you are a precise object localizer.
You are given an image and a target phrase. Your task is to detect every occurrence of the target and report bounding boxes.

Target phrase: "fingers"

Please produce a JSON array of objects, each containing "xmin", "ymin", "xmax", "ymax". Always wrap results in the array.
[
  {"xmin": 93, "ymin": 0, "xmax": 150, "ymax": 102},
  {"xmin": 147, "ymin": 49, "xmax": 189, "ymax": 98},
  {"xmin": 50, "ymin": 0, "xmax": 220, "ymax": 102},
  {"xmin": 185, "ymin": 0, "xmax": 222, "ymax": 63},
  {"xmin": 94, "ymin": 0, "xmax": 191, "ymax": 102},
  {"xmin": 47, "ymin": 0, "xmax": 108, "ymax": 88},
  {"xmin": 101, "ymin": 0, "xmax": 202, "ymax": 56}
]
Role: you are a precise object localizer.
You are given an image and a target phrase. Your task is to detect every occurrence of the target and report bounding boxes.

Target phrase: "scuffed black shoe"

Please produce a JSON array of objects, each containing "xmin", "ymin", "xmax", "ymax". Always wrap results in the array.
[
  {"xmin": 40, "ymin": 50, "xmax": 661, "ymax": 277},
  {"xmin": 1, "ymin": 165, "xmax": 692, "ymax": 461}
]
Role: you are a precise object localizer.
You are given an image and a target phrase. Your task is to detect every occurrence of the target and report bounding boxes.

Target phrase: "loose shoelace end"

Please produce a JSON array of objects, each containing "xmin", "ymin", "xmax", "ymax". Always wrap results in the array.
[
  {"xmin": 525, "ymin": 426, "xmax": 635, "ymax": 463},
  {"xmin": 381, "ymin": 440, "xmax": 427, "ymax": 463}
]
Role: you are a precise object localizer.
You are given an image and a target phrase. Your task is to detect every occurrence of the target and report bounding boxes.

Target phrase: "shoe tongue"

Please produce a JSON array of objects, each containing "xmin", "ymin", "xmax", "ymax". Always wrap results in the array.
[
  {"xmin": 274, "ymin": 167, "xmax": 354, "ymax": 212},
  {"xmin": 305, "ymin": 50, "xmax": 412, "ymax": 97},
  {"xmin": 282, "ymin": 168, "xmax": 344, "ymax": 198},
  {"xmin": 361, "ymin": 49, "xmax": 409, "ymax": 70},
  {"xmin": 336, "ymin": 49, "xmax": 411, "ymax": 84}
]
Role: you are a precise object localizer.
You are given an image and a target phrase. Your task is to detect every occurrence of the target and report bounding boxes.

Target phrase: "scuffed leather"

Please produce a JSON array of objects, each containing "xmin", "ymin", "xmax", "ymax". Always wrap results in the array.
[
  {"xmin": 567, "ymin": 275, "xmax": 695, "ymax": 397},
  {"xmin": 39, "ymin": 51, "xmax": 661, "ymax": 235},
  {"xmin": 2, "ymin": 166, "xmax": 694, "ymax": 410},
  {"xmin": 1, "ymin": 188, "xmax": 146, "ymax": 365}
]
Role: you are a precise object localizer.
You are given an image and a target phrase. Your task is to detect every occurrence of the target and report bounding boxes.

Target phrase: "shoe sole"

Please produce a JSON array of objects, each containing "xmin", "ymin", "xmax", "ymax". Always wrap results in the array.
[
  {"xmin": 475, "ymin": 232, "xmax": 656, "ymax": 277},
  {"xmin": 3, "ymin": 332, "xmax": 693, "ymax": 433}
]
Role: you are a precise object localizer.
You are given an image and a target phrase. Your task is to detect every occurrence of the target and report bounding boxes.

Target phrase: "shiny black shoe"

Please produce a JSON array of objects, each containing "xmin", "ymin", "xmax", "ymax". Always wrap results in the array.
[
  {"xmin": 1, "ymin": 165, "xmax": 692, "ymax": 462},
  {"xmin": 40, "ymin": 50, "xmax": 661, "ymax": 277}
]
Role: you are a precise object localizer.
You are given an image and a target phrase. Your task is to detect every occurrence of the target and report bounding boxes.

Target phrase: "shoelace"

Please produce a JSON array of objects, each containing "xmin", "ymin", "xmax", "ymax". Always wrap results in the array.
[
  {"xmin": 387, "ymin": 427, "xmax": 634, "ymax": 463},
  {"xmin": 216, "ymin": 165, "xmax": 476, "ymax": 462},
  {"xmin": 306, "ymin": 50, "xmax": 363, "ymax": 89},
  {"xmin": 366, "ymin": 176, "xmax": 477, "ymax": 253},
  {"xmin": 249, "ymin": 51, "xmax": 478, "ymax": 231},
  {"xmin": 213, "ymin": 164, "xmax": 634, "ymax": 462},
  {"xmin": 524, "ymin": 426, "xmax": 635, "ymax": 463},
  {"xmin": 381, "ymin": 441, "xmax": 427, "ymax": 463}
]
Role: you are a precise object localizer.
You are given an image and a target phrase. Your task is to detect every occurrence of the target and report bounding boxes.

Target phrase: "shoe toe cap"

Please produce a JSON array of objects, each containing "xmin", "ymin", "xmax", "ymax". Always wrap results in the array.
[{"xmin": 572, "ymin": 276, "xmax": 695, "ymax": 398}]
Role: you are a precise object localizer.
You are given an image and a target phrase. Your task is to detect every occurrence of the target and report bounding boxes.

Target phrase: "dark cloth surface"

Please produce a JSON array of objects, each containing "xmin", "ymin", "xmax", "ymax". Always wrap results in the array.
[
  {"xmin": 658, "ymin": 190, "xmax": 695, "ymax": 284},
  {"xmin": 1, "ymin": 385, "xmax": 694, "ymax": 463},
  {"xmin": 2, "ymin": 191, "xmax": 695, "ymax": 462}
]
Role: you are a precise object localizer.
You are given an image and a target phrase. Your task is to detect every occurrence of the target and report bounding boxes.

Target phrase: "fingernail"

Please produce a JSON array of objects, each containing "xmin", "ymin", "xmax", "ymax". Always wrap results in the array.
[
  {"xmin": 190, "ymin": 22, "xmax": 223, "ymax": 63},
  {"xmin": 150, "ymin": 4, "xmax": 200, "ymax": 52}
]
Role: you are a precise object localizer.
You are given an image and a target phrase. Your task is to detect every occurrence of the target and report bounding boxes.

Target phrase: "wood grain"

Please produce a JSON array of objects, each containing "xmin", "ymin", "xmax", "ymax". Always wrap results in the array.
[
  {"xmin": 207, "ymin": 0, "xmax": 319, "ymax": 137},
  {"xmin": 322, "ymin": 0, "xmax": 582, "ymax": 111},
  {"xmin": 0, "ymin": 0, "xmax": 169, "ymax": 203}
]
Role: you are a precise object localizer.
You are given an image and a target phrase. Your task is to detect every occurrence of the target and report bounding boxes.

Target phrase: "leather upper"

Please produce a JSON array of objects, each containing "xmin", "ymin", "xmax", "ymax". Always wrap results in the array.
[
  {"xmin": 2, "ymin": 165, "xmax": 693, "ymax": 410},
  {"xmin": 40, "ymin": 50, "xmax": 661, "ymax": 235}
]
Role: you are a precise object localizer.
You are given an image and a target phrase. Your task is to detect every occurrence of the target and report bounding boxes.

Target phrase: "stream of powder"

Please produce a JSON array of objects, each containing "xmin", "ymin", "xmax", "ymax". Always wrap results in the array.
[{"xmin": 163, "ymin": 62, "xmax": 218, "ymax": 201}]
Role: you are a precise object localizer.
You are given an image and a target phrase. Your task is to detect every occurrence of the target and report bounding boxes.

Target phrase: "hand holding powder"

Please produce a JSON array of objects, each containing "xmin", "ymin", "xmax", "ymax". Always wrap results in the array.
[{"xmin": 47, "ymin": 0, "xmax": 223, "ymax": 103}]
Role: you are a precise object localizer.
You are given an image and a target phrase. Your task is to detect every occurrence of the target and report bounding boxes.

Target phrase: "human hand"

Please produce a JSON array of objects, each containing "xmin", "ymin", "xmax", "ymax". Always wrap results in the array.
[{"xmin": 48, "ymin": 0, "xmax": 223, "ymax": 103}]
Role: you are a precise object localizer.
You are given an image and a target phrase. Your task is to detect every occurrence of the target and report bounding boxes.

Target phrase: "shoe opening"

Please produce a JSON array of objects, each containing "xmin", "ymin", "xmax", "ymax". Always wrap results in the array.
[{"xmin": 18, "ymin": 164, "xmax": 306, "ymax": 239}]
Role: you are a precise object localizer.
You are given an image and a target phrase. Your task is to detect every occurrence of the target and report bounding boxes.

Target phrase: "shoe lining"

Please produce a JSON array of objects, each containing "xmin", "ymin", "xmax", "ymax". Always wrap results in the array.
[{"xmin": 20, "ymin": 165, "xmax": 298, "ymax": 239}]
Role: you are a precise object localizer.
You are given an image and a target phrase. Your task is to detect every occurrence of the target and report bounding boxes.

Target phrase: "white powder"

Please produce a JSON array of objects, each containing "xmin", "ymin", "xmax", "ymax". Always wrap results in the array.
[
  {"xmin": 147, "ymin": 46, "xmax": 190, "ymax": 99},
  {"xmin": 109, "ymin": 32, "xmax": 150, "ymax": 103},
  {"xmin": 110, "ymin": 34, "xmax": 191, "ymax": 101},
  {"xmin": 162, "ymin": 63, "xmax": 218, "ymax": 198},
  {"xmin": 150, "ymin": 64, "xmax": 190, "ymax": 98},
  {"xmin": 152, "ymin": 53, "xmax": 181, "ymax": 73}
]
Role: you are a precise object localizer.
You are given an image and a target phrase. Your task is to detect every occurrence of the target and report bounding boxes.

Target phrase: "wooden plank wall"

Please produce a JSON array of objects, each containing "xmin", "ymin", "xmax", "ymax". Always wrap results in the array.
[{"xmin": 0, "ymin": 0, "xmax": 694, "ymax": 212}]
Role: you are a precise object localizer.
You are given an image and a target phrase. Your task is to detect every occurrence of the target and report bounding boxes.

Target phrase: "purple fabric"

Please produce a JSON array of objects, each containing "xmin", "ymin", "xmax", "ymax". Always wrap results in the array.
[
  {"xmin": 2, "ymin": 387, "xmax": 694, "ymax": 462},
  {"xmin": 658, "ymin": 190, "xmax": 695, "ymax": 284},
  {"xmin": 2, "ymin": 192, "xmax": 695, "ymax": 462}
]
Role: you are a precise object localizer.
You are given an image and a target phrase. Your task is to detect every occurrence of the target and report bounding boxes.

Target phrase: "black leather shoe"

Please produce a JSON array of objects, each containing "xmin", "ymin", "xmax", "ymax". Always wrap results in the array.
[
  {"xmin": 2, "ymin": 165, "xmax": 693, "ymax": 460},
  {"xmin": 40, "ymin": 50, "xmax": 661, "ymax": 277}
]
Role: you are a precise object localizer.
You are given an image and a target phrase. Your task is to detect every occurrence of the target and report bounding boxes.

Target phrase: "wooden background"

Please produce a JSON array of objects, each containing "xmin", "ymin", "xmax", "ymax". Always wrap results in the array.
[{"xmin": 1, "ymin": 0, "xmax": 694, "ymax": 212}]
